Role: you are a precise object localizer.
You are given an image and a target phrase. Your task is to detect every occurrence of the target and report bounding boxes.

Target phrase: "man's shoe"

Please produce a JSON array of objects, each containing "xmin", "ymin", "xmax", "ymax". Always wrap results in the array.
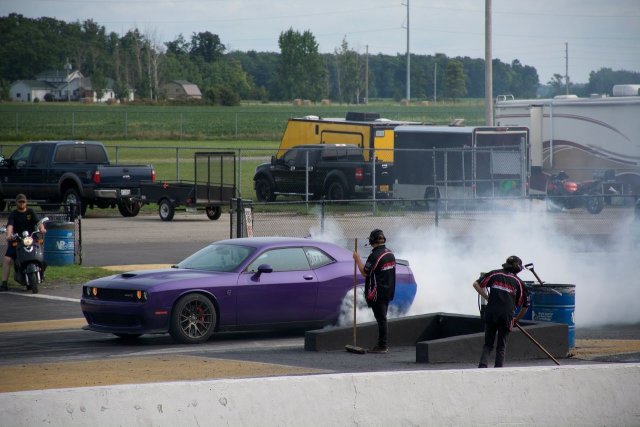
[
  {"xmin": 368, "ymin": 346, "xmax": 388, "ymax": 354},
  {"xmin": 0, "ymin": 283, "xmax": 8, "ymax": 292}
]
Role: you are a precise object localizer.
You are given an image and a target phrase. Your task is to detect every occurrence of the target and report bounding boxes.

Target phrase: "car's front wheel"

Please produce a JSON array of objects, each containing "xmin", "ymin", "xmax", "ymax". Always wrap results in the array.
[
  {"xmin": 170, "ymin": 294, "xmax": 217, "ymax": 344},
  {"xmin": 255, "ymin": 177, "xmax": 275, "ymax": 202}
]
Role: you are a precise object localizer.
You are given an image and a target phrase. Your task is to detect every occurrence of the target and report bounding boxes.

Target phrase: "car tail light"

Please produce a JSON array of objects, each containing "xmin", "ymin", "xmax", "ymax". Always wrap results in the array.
[
  {"xmin": 151, "ymin": 169, "xmax": 156, "ymax": 182},
  {"xmin": 563, "ymin": 181, "xmax": 578, "ymax": 193},
  {"xmin": 92, "ymin": 170, "xmax": 101, "ymax": 184},
  {"xmin": 355, "ymin": 167, "xmax": 364, "ymax": 182}
]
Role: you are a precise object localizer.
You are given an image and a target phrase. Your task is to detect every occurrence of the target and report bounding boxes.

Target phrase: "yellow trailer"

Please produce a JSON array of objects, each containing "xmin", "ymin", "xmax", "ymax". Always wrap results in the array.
[{"xmin": 276, "ymin": 112, "xmax": 421, "ymax": 163}]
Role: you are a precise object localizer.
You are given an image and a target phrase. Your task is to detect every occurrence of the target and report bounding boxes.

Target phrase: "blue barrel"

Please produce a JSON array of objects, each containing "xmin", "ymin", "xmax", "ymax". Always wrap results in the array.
[
  {"xmin": 526, "ymin": 284, "xmax": 576, "ymax": 348},
  {"xmin": 44, "ymin": 222, "xmax": 75, "ymax": 266}
]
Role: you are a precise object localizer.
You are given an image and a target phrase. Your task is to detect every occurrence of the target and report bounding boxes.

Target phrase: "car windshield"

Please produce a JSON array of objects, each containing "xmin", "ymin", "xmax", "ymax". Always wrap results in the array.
[{"xmin": 177, "ymin": 244, "xmax": 255, "ymax": 272}]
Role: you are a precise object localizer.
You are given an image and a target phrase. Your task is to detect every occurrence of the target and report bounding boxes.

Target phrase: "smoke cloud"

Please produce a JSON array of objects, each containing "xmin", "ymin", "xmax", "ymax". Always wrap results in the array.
[{"xmin": 318, "ymin": 201, "xmax": 639, "ymax": 328}]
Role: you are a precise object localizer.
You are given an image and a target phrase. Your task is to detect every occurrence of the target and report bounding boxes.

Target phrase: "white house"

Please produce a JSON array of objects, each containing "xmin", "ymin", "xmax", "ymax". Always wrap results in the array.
[
  {"xmin": 9, "ymin": 68, "xmax": 134, "ymax": 103},
  {"xmin": 9, "ymin": 80, "xmax": 52, "ymax": 102}
]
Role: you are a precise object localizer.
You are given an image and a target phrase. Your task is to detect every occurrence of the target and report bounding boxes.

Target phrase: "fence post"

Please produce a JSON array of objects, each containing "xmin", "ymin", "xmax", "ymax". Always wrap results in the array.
[
  {"xmin": 236, "ymin": 198, "xmax": 243, "ymax": 238},
  {"xmin": 320, "ymin": 199, "xmax": 325, "ymax": 235},
  {"xmin": 175, "ymin": 147, "xmax": 180, "ymax": 180}
]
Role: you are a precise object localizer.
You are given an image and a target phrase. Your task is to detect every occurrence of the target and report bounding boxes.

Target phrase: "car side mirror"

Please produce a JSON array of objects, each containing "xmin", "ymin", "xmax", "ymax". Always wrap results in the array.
[{"xmin": 255, "ymin": 264, "xmax": 273, "ymax": 276}]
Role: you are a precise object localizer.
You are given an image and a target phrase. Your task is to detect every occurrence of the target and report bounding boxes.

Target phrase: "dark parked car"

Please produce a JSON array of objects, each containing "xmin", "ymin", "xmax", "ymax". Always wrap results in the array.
[{"xmin": 81, "ymin": 237, "xmax": 417, "ymax": 344}]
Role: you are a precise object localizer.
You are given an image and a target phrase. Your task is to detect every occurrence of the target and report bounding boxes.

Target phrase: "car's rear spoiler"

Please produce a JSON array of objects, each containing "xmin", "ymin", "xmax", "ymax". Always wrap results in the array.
[{"xmin": 396, "ymin": 258, "xmax": 409, "ymax": 266}]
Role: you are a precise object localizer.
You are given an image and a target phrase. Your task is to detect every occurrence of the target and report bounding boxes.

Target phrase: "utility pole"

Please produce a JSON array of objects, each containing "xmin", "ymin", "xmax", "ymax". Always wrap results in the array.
[
  {"xmin": 434, "ymin": 63, "xmax": 437, "ymax": 103},
  {"xmin": 405, "ymin": 0, "xmax": 410, "ymax": 102},
  {"xmin": 365, "ymin": 45, "xmax": 369, "ymax": 104},
  {"xmin": 565, "ymin": 42, "xmax": 570, "ymax": 95},
  {"xmin": 484, "ymin": 0, "xmax": 493, "ymax": 125}
]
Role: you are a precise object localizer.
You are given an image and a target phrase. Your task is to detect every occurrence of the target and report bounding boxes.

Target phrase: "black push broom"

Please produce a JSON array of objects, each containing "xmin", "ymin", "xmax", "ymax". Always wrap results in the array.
[{"xmin": 345, "ymin": 238, "xmax": 366, "ymax": 354}]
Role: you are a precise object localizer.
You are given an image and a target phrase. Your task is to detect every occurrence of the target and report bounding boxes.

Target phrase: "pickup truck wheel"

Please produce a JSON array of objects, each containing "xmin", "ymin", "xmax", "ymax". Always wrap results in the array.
[
  {"xmin": 255, "ymin": 178, "xmax": 275, "ymax": 202},
  {"xmin": 205, "ymin": 206, "xmax": 222, "ymax": 220},
  {"xmin": 159, "ymin": 199, "xmax": 175, "ymax": 221},
  {"xmin": 117, "ymin": 200, "xmax": 142, "ymax": 217},
  {"xmin": 63, "ymin": 188, "xmax": 87, "ymax": 216},
  {"xmin": 326, "ymin": 181, "xmax": 346, "ymax": 200}
]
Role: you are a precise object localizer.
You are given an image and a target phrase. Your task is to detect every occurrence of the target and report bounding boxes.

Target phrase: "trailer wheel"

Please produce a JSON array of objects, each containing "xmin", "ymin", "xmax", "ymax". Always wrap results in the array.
[
  {"xmin": 205, "ymin": 206, "xmax": 222, "ymax": 220},
  {"xmin": 158, "ymin": 199, "xmax": 175, "ymax": 221}
]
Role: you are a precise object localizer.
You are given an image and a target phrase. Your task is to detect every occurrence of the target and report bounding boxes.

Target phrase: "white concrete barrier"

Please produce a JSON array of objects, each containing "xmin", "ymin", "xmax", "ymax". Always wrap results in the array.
[{"xmin": 1, "ymin": 364, "xmax": 639, "ymax": 426}]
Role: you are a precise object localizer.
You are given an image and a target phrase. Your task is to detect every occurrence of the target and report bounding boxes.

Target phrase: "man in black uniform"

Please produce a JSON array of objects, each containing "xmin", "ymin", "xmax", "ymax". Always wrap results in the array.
[
  {"xmin": 473, "ymin": 255, "xmax": 529, "ymax": 368},
  {"xmin": 353, "ymin": 229, "xmax": 396, "ymax": 354},
  {"xmin": 2, "ymin": 194, "xmax": 47, "ymax": 291}
]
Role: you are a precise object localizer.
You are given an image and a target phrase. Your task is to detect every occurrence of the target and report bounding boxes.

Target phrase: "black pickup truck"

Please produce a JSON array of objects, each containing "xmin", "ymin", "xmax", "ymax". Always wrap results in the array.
[
  {"xmin": 253, "ymin": 144, "xmax": 392, "ymax": 201},
  {"xmin": 0, "ymin": 140, "xmax": 155, "ymax": 217}
]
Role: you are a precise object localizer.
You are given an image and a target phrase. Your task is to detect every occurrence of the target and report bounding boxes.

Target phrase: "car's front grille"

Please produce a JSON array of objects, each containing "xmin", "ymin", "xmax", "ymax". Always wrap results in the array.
[
  {"xmin": 89, "ymin": 313, "xmax": 140, "ymax": 327},
  {"xmin": 83, "ymin": 286, "xmax": 145, "ymax": 302}
]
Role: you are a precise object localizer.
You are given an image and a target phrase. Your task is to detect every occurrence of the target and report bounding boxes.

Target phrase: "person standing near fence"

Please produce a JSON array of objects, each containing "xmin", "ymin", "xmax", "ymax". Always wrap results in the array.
[
  {"xmin": 353, "ymin": 229, "xmax": 396, "ymax": 354},
  {"xmin": 473, "ymin": 255, "xmax": 529, "ymax": 368},
  {"xmin": 2, "ymin": 194, "xmax": 47, "ymax": 291}
]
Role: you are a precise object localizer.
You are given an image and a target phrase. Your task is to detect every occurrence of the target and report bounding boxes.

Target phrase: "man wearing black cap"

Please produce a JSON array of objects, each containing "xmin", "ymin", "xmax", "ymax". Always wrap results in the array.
[
  {"xmin": 2, "ymin": 194, "xmax": 47, "ymax": 291},
  {"xmin": 473, "ymin": 255, "xmax": 529, "ymax": 367},
  {"xmin": 353, "ymin": 229, "xmax": 396, "ymax": 354}
]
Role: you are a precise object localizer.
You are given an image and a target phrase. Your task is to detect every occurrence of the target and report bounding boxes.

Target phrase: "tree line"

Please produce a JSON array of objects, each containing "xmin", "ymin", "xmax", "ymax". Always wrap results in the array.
[{"xmin": 1, "ymin": 14, "xmax": 637, "ymax": 104}]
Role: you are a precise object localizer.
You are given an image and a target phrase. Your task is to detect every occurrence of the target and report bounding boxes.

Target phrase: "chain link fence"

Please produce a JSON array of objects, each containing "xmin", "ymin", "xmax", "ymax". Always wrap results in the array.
[{"xmin": 230, "ymin": 197, "xmax": 640, "ymax": 245}]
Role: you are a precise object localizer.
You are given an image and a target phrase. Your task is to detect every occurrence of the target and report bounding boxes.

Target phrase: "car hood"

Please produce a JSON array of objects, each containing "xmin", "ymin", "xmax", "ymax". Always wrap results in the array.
[{"xmin": 85, "ymin": 268, "xmax": 235, "ymax": 290}]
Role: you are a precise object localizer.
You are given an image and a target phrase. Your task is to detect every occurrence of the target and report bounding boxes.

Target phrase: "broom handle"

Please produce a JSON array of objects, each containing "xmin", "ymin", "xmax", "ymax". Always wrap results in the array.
[
  {"xmin": 515, "ymin": 323, "xmax": 560, "ymax": 365},
  {"xmin": 353, "ymin": 238, "xmax": 358, "ymax": 345}
]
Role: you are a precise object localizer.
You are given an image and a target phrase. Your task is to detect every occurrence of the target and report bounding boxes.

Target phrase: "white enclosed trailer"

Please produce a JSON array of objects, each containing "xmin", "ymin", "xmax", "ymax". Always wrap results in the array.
[{"xmin": 495, "ymin": 89, "xmax": 640, "ymax": 196}]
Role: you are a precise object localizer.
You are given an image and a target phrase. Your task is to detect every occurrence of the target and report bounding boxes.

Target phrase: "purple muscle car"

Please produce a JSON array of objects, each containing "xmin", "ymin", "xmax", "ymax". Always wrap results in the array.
[{"xmin": 81, "ymin": 237, "xmax": 417, "ymax": 344}]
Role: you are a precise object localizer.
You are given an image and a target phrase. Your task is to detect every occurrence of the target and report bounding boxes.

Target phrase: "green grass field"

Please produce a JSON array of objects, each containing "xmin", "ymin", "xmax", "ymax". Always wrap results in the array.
[
  {"xmin": 0, "ymin": 100, "xmax": 485, "ymax": 142},
  {"xmin": 0, "ymin": 100, "xmax": 485, "ymax": 207}
]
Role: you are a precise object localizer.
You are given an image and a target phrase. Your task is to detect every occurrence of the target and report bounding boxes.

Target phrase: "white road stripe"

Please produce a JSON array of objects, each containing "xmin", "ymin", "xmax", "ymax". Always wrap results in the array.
[{"xmin": 3, "ymin": 291, "xmax": 80, "ymax": 303}]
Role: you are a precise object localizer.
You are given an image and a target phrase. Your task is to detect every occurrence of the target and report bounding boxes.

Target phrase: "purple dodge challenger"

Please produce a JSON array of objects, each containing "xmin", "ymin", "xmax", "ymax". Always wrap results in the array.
[{"xmin": 81, "ymin": 237, "xmax": 417, "ymax": 344}]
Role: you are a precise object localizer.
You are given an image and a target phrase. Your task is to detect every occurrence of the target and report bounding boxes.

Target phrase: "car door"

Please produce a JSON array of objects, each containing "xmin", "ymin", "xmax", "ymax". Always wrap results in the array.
[
  {"xmin": 1, "ymin": 144, "xmax": 33, "ymax": 197},
  {"xmin": 25, "ymin": 143, "xmax": 52, "ymax": 199},
  {"xmin": 236, "ymin": 247, "xmax": 319, "ymax": 326}
]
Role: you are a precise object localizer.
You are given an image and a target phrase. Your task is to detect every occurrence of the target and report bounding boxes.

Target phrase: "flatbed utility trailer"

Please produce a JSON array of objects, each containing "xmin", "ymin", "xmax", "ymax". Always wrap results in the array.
[{"xmin": 140, "ymin": 152, "xmax": 236, "ymax": 221}]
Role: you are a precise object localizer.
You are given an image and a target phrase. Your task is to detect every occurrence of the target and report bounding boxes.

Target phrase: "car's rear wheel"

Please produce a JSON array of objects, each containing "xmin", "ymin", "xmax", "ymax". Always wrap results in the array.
[
  {"xmin": 326, "ymin": 181, "xmax": 346, "ymax": 200},
  {"xmin": 63, "ymin": 188, "xmax": 88, "ymax": 216},
  {"xmin": 170, "ymin": 294, "xmax": 217, "ymax": 344},
  {"xmin": 336, "ymin": 287, "xmax": 367, "ymax": 326}
]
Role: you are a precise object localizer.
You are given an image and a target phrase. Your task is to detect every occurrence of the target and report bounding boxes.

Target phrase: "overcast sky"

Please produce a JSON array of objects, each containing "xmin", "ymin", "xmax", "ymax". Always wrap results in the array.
[{"xmin": 2, "ymin": 0, "xmax": 639, "ymax": 85}]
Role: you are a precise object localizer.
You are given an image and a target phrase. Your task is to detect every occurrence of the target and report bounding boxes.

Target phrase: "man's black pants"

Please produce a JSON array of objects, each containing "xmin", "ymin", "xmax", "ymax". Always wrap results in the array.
[
  {"xmin": 370, "ymin": 301, "xmax": 389, "ymax": 348},
  {"xmin": 479, "ymin": 313, "xmax": 511, "ymax": 368}
]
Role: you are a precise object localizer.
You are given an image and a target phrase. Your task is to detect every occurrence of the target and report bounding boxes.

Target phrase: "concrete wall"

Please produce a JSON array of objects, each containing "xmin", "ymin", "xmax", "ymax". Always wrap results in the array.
[{"xmin": 1, "ymin": 364, "xmax": 639, "ymax": 426}]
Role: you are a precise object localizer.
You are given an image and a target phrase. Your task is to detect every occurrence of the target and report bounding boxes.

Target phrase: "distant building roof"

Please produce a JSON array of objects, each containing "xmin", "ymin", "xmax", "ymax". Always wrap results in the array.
[
  {"xmin": 12, "ymin": 80, "xmax": 55, "ymax": 90},
  {"xmin": 173, "ymin": 80, "xmax": 202, "ymax": 97}
]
